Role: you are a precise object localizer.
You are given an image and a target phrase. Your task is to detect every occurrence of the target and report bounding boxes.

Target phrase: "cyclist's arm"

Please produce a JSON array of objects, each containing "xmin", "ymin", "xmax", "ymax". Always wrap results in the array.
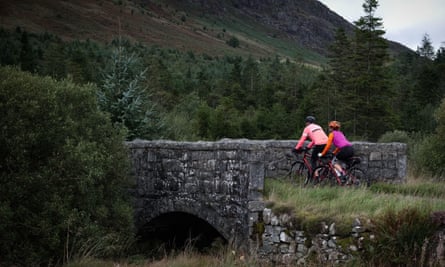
[
  {"xmin": 320, "ymin": 132, "xmax": 334, "ymax": 156},
  {"xmin": 306, "ymin": 140, "xmax": 314, "ymax": 149},
  {"xmin": 295, "ymin": 130, "xmax": 308, "ymax": 149}
]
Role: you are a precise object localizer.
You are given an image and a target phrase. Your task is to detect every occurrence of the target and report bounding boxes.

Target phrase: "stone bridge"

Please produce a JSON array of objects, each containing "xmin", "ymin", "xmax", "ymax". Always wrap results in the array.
[{"xmin": 126, "ymin": 139, "xmax": 407, "ymax": 255}]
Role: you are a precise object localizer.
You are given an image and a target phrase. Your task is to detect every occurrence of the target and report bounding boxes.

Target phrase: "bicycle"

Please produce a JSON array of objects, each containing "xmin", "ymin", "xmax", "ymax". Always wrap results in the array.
[
  {"xmin": 311, "ymin": 153, "xmax": 369, "ymax": 187},
  {"xmin": 286, "ymin": 147, "xmax": 316, "ymax": 186}
]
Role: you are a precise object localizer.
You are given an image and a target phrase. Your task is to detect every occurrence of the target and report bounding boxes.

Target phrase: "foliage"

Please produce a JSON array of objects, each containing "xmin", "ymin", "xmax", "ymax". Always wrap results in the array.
[
  {"xmin": 98, "ymin": 45, "xmax": 164, "ymax": 140},
  {"xmin": 360, "ymin": 208, "xmax": 437, "ymax": 266},
  {"xmin": 406, "ymin": 97, "xmax": 445, "ymax": 178},
  {"xmin": 377, "ymin": 130, "xmax": 410, "ymax": 144},
  {"xmin": 0, "ymin": 26, "xmax": 444, "ymax": 143},
  {"xmin": 226, "ymin": 36, "xmax": 240, "ymax": 48},
  {"xmin": 416, "ymin": 34, "xmax": 435, "ymax": 60},
  {"xmin": 0, "ymin": 66, "xmax": 135, "ymax": 266},
  {"xmin": 315, "ymin": 0, "xmax": 398, "ymax": 140}
]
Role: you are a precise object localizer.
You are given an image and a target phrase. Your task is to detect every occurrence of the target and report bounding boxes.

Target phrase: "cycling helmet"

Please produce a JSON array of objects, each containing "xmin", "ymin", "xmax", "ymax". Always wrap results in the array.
[
  {"xmin": 329, "ymin": 120, "xmax": 341, "ymax": 130},
  {"xmin": 305, "ymin": 116, "xmax": 315, "ymax": 123}
]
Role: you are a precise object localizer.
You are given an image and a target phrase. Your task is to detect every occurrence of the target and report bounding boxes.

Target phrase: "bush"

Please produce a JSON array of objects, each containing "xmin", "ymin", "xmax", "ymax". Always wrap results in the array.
[
  {"xmin": 226, "ymin": 37, "xmax": 240, "ymax": 48},
  {"xmin": 410, "ymin": 98, "xmax": 445, "ymax": 179},
  {"xmin": 361, "ymin": 208, "xmax": 437, "ymax": 266},
  {"xmin": 0, "ymin": 66, "xmax": 135, "ymax": 266},
  {"xmin": 378, "ymin": 130, "xmax": 410, "ymax": 144}
]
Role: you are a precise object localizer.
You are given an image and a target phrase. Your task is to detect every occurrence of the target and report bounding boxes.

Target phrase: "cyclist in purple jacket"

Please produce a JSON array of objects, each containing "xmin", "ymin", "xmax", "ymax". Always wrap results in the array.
[{"xmin": 318, "ymin": 121, "xmax": 354, "ymax": 181}]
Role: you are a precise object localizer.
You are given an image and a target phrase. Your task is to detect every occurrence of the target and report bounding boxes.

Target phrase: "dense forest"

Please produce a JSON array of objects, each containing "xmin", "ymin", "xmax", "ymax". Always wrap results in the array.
[
  {"xmin": 1, "ymin": 0, "xmax": 445, "ymax": 265},
  {"xmin": 2, "ymin": 25, "xmax": 444, "ymax": 141}
]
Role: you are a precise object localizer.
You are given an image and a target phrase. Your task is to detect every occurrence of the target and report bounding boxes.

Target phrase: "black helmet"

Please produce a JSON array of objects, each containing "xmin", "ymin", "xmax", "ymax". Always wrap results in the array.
[{"xmin": 305, "ymin": 116, "xmax": 315, "ymax": 123}]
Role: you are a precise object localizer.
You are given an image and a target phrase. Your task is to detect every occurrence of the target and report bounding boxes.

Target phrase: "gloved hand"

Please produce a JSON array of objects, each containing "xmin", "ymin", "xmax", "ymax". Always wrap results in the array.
[{"xmin": 317, "ymin": 153, "xmax": 323, "ymax": 157}]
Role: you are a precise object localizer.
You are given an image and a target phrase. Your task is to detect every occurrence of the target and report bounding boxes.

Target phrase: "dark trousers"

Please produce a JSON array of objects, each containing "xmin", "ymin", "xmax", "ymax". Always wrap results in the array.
[
  {"xmin": 311, "ymin": 144, "xmax": 326, "ymax": 170},
  {"xmin": 337, "ymin": 146, "xmax": 354, "ymax": 162}
]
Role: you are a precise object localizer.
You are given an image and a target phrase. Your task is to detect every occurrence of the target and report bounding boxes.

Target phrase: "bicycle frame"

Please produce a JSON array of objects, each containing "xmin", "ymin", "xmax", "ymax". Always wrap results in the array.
[
  {"xmin": 288, "ymin": 148, "xmax": 325, "ymax": 186},
  {"xmin": 322, "ymin": 157, "xmax": 344, "ymax": 185},
  {"xmin": 287, "ymin": 148, "xmax": 312, "ymax": 184},
  {"xmin": 313, "ymin": 154, "xmax": 368, "ymax": 187}
]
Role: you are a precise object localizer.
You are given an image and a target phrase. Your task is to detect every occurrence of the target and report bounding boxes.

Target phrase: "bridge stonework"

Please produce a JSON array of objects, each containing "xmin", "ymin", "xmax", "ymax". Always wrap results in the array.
[{"xmin": 126, "ymin": 139, "xmax": 407, "ymax": 257}]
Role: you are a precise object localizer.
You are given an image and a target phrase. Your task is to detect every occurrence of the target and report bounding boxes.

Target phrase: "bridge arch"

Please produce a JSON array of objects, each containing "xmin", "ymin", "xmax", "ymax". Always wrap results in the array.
[
  {"xmin": 137, "ymin": 197, "xmax": 235, "ymax": 243},
  {"xmin": 137, "ymin": 211, "xmax": 228, "ymax": 251}
]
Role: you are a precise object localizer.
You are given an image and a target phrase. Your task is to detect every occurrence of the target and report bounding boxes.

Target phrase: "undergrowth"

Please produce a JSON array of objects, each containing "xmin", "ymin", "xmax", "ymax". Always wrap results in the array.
[{"xmin": 65, "ymin": 176, "xmax": 445, "ymax": 267}]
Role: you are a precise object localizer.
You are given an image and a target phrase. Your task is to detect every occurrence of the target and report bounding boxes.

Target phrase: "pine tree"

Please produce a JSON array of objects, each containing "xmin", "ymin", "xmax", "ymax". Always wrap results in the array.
[
  {"xmin": 416, "ymin": 33, "xmax": 435, "ymax": 60},
  {"xmin": 351, "ymin": 0, "xmax": 396, "ymax": 139},
  {"xmin": 19, "ymin": 31, "xmax": 38, "ymax": 72},
  {"xmin": 326, "ymin": 28, "xmax": 356, "ymax": 127},
  {"xmin": 98, "ymin": 45, "xmax": 164, "ymax": 140}
]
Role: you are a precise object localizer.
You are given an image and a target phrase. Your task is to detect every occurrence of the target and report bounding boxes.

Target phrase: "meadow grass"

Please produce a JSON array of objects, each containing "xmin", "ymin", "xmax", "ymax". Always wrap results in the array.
[
  {"xmin": 65, "ymin": 175, "xmax": 445, "ymax": 267},
  {"xmin": 264, "ymin": 177, "xmax": 445, "ymax": 235}
]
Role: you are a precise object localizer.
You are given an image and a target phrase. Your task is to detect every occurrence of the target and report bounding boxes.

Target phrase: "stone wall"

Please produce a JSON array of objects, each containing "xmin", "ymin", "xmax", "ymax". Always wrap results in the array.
[
  {"xmin": 243, "ymin": 140, "xmax": 407, "ymax": 183},
  {"xmin": 126, "ymin": 139, "xmax": 407, "ymax": 260},
  {"xmin": 254, "ymin": 208, "xmax": 363, "ymax": 265},
  {"xmin": 255, "ymin": 208, "xmax": 445, "ymax": 266}
]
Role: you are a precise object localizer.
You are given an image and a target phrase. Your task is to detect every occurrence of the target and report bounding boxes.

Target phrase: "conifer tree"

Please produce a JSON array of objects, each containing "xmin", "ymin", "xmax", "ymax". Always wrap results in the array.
[
  {"xmin": 325, "ymin": 28, "xmax": 356, "ymax": 127},
  {"xmin": 19, "ymin": 31, "xmax": 38, "ymax": 72},
  {"xmin": 351, "ymin": 0, "xmax": 396, "ymax": 139},
  {"xmin": 98, "ymin": 45, "xmax": 164, "ymax": 140},
  {"xmin": 417, "ymin": 33, "xmax": 435, "ymax": 60}
]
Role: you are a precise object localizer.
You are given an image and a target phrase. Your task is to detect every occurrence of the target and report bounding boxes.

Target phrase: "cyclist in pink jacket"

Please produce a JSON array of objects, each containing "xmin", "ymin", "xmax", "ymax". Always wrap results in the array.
[{"xmin": 293, "ymin": 116, "xmax": 328, "ymax": 171}]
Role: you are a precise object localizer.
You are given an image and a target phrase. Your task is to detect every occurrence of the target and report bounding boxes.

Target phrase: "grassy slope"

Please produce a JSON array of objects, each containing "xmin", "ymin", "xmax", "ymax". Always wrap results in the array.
[
  {"xmin": 264, "ymin": 177, "xmax": 445, "ymax": 234},
  {"xmin": 0, "ymin": 0, "xmax": 325, "ymax": 65}
]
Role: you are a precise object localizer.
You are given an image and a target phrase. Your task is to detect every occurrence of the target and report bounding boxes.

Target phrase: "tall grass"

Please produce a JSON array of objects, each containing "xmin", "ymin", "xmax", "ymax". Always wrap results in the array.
[
  {"xmin": 264, "ymin": 178, "xmax": 445, "ymax": 235},
  {"xmin": 65, "ymin": 244, "xmax": 262, "ymax": 267},
  {"xmin": 65, "ymin": 175, "xmax": 445, "ymax": 267}
]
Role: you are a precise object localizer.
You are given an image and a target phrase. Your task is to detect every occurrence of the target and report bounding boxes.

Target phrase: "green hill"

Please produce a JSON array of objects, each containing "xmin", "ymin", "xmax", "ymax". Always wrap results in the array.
[{"xmin": 0, "ymin": 0, "xmax": 411, "ymax": 65}]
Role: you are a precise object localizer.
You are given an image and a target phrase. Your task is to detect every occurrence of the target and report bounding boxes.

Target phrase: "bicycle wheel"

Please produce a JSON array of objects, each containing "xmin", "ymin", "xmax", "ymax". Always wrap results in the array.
[
  {"xmin": 346, "ymin": 168, "xmax": 369, "ymax": 188},
  {"xmin": 288, "ymin": 160, "xmax": 310, "ymax": 185},
  {"xmin": 311, "ymin": 166, "xmax": 336, "ymax": 186}
]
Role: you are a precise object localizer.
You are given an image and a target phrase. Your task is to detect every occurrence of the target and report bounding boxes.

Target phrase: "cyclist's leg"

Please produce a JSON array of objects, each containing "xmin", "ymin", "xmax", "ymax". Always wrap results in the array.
[
  {"xmin": 336, "ymin": 146, "xmax": 354, "ymax": 181},
  {"xmin": 311, "ymin": 144, "xmax": 325, "ymax": 169}
]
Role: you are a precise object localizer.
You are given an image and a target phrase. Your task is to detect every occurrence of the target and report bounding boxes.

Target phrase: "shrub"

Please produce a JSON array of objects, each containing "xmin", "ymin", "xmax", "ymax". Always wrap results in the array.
[
  {"xmin": 361, "ymin": 208, "xmax": 437, "ymax": 266},
  {"xmin": 226, "ymin": 37, "xmax": 240, "ymax": 48},
  {"xmin": 378, "ymin": 130, "xmax": 410, "ymax": 144},
  {"xmin": 0, "ymin": 66, "xmax": 135, "ymax": 266},
  {"xmin": 409, "ymin": 98, "xmax": 445, "ymax": 179}
]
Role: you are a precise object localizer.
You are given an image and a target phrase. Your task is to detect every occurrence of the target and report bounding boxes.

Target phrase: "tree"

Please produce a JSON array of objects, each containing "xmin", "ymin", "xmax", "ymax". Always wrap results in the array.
[
  {"xmin": 19, "ymin": 30, "xmax": 38, "ymax": 72},
  {"xmin": 416, "ymin": 33, "xmax": 435, "ymax": 60},
  {"xmin": 324, "ymin": 28, "xmax": 355, "ymax": 125},
  {"xmin": 415, "ymin": 97, "xmax": 445, "ymax": 177},
  {"xmin": 400, "ymin": 35, "xmax": 443, "ymax": 133},
  {"xmin": 0, "ymin": 66, "xmax": 134, "ymax": 266},
  {"xmin": 240, "ymin": 56, "xmax": 261, "ymax": 109},
  {"xmin": 98, "ymin": 45, "xmax": 164, "ymax": 140},
  {"xmin": 351, "ymin": 0, "xmax": 396, "ymax": 139}
]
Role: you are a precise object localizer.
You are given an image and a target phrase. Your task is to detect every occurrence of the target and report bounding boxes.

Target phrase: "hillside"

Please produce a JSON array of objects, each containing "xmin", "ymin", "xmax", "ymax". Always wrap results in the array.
[{"xmin": 0, "ymin": 0, "xmax": 411, "ymax": 64}]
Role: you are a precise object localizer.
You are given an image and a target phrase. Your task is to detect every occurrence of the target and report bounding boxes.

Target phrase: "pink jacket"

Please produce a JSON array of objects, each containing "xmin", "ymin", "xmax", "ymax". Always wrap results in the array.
[{"xmin": 295, "ymin": 123, "xmax": 328, "ymax": 149}]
